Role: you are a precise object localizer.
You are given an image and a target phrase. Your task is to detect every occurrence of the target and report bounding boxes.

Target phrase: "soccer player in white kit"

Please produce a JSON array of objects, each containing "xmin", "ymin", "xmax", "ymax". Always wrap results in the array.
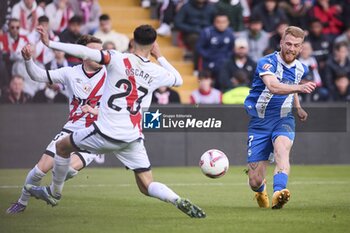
[
  {"xmin": 26, "ymin": 25, "xmax": 206, "ymax": 218},
  {"xmin": 6, "ymin": 35, "xmax": 106, "ymax": 214}
]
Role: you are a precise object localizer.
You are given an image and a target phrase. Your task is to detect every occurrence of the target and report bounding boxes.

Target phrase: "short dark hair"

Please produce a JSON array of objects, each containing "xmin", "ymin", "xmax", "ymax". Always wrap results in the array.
[
  {"xmin": 69, "ymin": 16, "xmax": 83, "ymax": 25},
  {"xmin": 76, "ymin": 35, "xmax": 102, "ymax": 46},
  {"xmin": 309, "ymin": 18, "xmax": 322, "ymax": 26},
  {"xmin": 8, "ymin": 18, "xmax": 19, "ymax": 25},
  {"xmin": 133, "ymin": 25, "xmax": 157, "ymax": 46},
  {"xmin": 334, "ymin": 41, "xmax": 349, "ymax": 51},
  {"xmin": 214, "ymin": 12, "xmax": 229, "ymax": 20},
  {"xmin": 249, "ymin": 15, "xmax": 262, "ymax": 24},
  {"xmin": 198, "ymin": 70, "xmax": 212, "ymax": 79},
  {"xmin": 99, "ymin": 14, "xmax": 110, "ymax": 21},
  {"xmin": 38, "ymin": 15, "xmax": 49, "ymax": 24}
]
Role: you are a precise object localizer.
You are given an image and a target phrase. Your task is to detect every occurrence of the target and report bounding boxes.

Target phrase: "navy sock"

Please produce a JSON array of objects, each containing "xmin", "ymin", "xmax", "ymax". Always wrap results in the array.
[
  {"xmin": 256, "ymin": 183, "xmax": 265, "ymax": 192},
  {"xmin": 273, "ymin": 173, "xmax": 288, "ymax": 192}
]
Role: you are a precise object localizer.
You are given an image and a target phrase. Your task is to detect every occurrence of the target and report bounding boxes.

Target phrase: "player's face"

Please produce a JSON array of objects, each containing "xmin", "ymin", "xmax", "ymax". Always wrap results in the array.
[
  {"xmin": 214, "ymin": 16, "xmax": 229, "ymax": 32},
  {"xmin": 280, "ymin": 34, "xmax": 303, "ymax": 64},
  {"xmin": 8, "ymin": 21, "xmax": 20, "ymax": 38},
  {"xmin": 84, "ymin": 42, "xmax": 103, "ymax": 70}
]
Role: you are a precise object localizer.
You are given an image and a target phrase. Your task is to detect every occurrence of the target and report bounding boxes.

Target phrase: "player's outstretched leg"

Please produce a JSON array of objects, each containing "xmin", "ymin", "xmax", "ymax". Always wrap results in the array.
[
  {"xmin": 271, "ymin": 136, "xmax": 292, "ymax": 209},
  {"xmin": 248, "ymin": 161, "xmax": 270, "ymax": 208},
  {"xmin": 24, "ymin": 184, "xmax": 60, "ymax": 206},
  {"xmin": 135, "ymin": 171, "xmax": 206, "ymax": 218}
]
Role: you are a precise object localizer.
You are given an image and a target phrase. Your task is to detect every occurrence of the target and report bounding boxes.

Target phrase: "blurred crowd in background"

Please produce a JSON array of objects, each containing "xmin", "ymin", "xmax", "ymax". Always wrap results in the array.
[{"xmin": 0, "ymin": 0, "xmax": 349, "ymax": 105}]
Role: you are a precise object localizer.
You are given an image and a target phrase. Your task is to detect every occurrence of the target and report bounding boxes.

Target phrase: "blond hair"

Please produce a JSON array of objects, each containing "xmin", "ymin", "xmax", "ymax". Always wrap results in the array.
[{"xmin": 282, "ymin": 26, "xmax": 305, "ymax": 40}]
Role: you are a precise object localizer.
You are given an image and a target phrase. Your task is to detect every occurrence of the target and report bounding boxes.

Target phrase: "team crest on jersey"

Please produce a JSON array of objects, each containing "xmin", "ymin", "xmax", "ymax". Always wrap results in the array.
[
  {"xmin": 263, "ymin": 63, "xmax": 272, "ymax": 71},
  {"xmin": 83, "ymin": 84, "xmax": 92, "ymax": 93}
]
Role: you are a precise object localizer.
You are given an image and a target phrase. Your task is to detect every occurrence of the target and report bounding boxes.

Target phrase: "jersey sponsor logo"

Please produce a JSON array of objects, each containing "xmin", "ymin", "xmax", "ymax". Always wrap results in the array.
[{"xmin": 69, "ymin": 72, "xmax": 106, "ymax": 127}]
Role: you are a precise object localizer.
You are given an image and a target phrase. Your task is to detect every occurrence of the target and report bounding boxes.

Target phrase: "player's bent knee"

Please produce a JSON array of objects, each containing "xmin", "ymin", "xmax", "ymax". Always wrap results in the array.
[
  {"xmin": 248, "ymin": 176, "xmax": 264, "ymax": 190},
  {"xmin": 55, "ymin": 136, "xmax": 74, "ymax": 157}
]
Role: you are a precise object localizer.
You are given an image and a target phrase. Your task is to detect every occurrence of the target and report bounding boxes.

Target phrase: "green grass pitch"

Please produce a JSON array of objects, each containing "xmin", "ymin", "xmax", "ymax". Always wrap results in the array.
[{"xmin": 0, "ymin": 166, "xmax": 349, "ymax": 233}]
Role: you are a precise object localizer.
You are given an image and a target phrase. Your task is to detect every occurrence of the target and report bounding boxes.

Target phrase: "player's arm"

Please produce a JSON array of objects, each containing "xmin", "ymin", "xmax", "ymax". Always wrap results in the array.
[
  {"xmin": 262, "ymin": 74, "xmax": 316, "ymax": 95},
  {"xmin": 293, "ymin": 93, "xmax": 308, "ymax": 121},
  {"xmin": 37, "ymin": 26, "xmax": 107, "ymax": 64},
  {"xmin": 151, "ymin": 42, "xmax": 183, "ymax": 86}
]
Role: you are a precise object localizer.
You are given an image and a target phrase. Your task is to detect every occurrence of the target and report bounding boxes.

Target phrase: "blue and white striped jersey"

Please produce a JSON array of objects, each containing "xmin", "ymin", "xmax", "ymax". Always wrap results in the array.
[{"xmin": 244, "ymin": 52, "xmax": 309, "ymax": 118}]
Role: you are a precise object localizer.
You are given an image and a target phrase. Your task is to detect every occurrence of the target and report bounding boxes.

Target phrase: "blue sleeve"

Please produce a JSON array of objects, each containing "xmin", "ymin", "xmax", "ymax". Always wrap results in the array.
[
  {"xmin": 301, "ymin": 64, "xmax": 309, "ymax": 80},
  {"xmin": 256, "ymin": 56, "xmax": 277, "ymax": 79},
  {"xmin": 196, "ymin": 28, "xmax": 211, "ymax": 59}
]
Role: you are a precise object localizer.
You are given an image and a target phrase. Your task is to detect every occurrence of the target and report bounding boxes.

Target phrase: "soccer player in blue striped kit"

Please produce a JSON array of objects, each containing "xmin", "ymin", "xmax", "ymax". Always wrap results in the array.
[{"xmin": 244, "ymin": 26, "xmax": 316, "ymax": 209}]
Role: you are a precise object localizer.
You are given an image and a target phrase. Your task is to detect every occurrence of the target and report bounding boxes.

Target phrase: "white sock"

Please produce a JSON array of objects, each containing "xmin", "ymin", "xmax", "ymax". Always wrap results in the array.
[
  {"xmin": 147, "ymin": 182, "xmax": 180, "ymax": 204},
  {"xmin": 50, "ymin": 155, "xmax": 71, "ymax": 197},
  {"xmin": 65, "ymin": 166, "xmax": 79, "ymax": 181},
  {"xmin": 18, "ymin": 165, "xmax": 46, "ymax": 205}
]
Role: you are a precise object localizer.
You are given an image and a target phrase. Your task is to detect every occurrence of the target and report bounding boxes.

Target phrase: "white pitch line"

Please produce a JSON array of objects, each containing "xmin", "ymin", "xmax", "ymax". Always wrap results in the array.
[{"xmin": 0, "ymin": 181, "xmax": 349, "ymax": 189}]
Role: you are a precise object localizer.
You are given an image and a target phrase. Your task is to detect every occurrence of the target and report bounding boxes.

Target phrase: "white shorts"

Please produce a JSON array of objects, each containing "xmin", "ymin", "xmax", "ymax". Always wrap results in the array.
[
  {"xmin": 45, "ymin": 129, "xmax": 97, "ymax": 168},
  {"xmin": 71, "ymin": 124, "xmax": 151, "ymax": 172}
]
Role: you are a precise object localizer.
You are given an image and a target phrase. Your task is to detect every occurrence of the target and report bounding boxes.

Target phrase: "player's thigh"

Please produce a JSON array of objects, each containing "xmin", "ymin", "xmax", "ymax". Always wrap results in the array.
[
  {"xmin": 247, "ymin": 130, "xmax": 273, "ymax": 164},
  {"xmin": 114, "ymin": 139, "xmax": 151, "ymax": 172},
  {"xmin": 272, "ymin": 116, "xmax": 295, "ymax": 158}
]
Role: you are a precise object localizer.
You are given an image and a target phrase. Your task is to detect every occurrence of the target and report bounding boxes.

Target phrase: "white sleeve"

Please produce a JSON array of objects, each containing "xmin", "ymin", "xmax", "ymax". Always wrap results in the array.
[
  {"xmin": 25, "ymin": 58, "xmax": 68, "ymax": 84},
  {"xmin": 49, "ymin": 41, "xmax": 103, "ymax": 63},
  {"xmin": 156, "ymin": 57, "xmax": 183, "ymax": 87}
]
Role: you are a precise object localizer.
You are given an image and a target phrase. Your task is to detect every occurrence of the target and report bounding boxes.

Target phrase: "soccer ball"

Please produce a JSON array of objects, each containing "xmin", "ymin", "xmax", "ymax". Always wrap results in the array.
[{"xmin": 199, "ymin": 149, "xmax": 229, "ymax": 178}]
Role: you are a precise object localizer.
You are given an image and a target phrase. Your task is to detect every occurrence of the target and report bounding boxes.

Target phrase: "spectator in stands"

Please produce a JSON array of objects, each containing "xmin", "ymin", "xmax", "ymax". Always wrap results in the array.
[
  {"xmin": 308, "ymin": 0, "xmax": 343, "ymax": 39},
  {"xmin": 342, "ymin": 0, "xmax": 350, "ymax": 29},
  {"xmin": 268, "ymin": 20, "xmax": 289, "ymax": 51},
  {"xmin": 152, "ymin": 86, "xmax": 181, "ymax": 104},
  {"xmin": 156, "ymin": 0, "xmax": 177, "ymax": 36},
  {"xmin": 215, "ymin": 0, "xmax": 245, "ymax": 33},
  {"xmin": 0, "ymin": 50, "xmax": 11, "ymax": 90},
  {"xmin": 33, "ymin": 83, "xmax": 68, "ymax": 103},
  {"xmin": 222, "ymin": 70, "xmax": 250, "ymax": 104},
  {"xmin": 0, "ymin": 18, "xmax": 42, "ymax": 96},
  {"xmin": 306, "ymin": 18, "xmax": 332, "ymax": 72},
  {"xmin": 69, "ymin": 0, "xmax": 101, "ymax": 34},
  {"xmin": 94, "ymin": 14, "xmax": 129, "ymax": 52},
  {"xmin": 324, "ymin": 42, "xmax": 350, "ymax": 101},
  {"xmin": 0, "ymin": 75, "xmax": 31, "ymax": 104},
  {"xmin": 332, "ymin": 73, "xmax": 350, "ymax": 101},
  {"xmin": 45, "ymin": 50, "xmax": 68, "ymax": 70},
  {"xmin": 335, "ymin": 25, "xmax": 350, "ymax": 57},
  {"xmin": 102, "ymin": 41, "xmax": 116, "ymax": 50},
  {"xmin": 190, "ymin": 70, "xmax": 222, "ymax": 104},
  {"xmin": 278, "ymin": 0, "xmax": 312, "ymax": 30},
  {"xmin": 174, "ymin": 0, "xmax": 216, "ymax": 70},
  {"xmin": 251, "ymin": 0, "xmax": 288, "ymax": 33},
  {"xmin": 196, "ymin": 13, "xmax": 234, "ymax": 86},
  {"xmin": 28, "ymin": 16, "xmax": 59, "ymax": 68},
  {"xmin": 45, "ymin": 0, "xmax": 74, "ymax": 34},
  {"xmin": 11, "ymin": 0, "xmax": 44, "ymax": 35},
  {"xmin": 299, "ymin": 41, "xmax": 329, "ymax": 101},
  {"xmin": 240, "ymin": 16, "xmax": 269, "ymax": 62},
  {"xmin": 218, "ymin": 37, "xmax": 256, "ymax": 92},
  {"xmin": 59, "ymin": 16, "xmax": 83, "ymax": 66}
]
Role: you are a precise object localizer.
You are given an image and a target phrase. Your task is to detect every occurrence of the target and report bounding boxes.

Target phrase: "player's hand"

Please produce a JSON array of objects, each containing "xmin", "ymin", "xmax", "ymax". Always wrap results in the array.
[
  {"xmin": 151, "ymin": 42, "xmax": 162, "ymax": 59},
  {"xmin": 299, "ymin": 82, "xmax": 316, "ymax": 94},
  {"xmin": 21, "ymin": 44, "xmax": 33, "ymax": 60},
  {"xmin": 296, "ymin": 107, "xmax": 308, "ymax": 121},
  {"xmin": 36, "ymin": 25, "xmax": 50, "ymax": 46},
  {"xmin": 81, "ymin": 105, "xmax": 98, "ymax": 116}
]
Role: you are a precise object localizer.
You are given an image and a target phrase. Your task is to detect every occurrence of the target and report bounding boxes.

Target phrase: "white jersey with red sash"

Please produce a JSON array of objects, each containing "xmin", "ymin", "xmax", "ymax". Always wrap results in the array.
[
  {"xmin": 45, "ymin": 2, "xmax": 74, "ymax": 34},
  {"xmin": 1, "ymin": 33, "xmax": 29, "ymax": 59},
  {"xmin": 11, "ymin": 1, "xmax": 44, "ymax": 35},
  {"xmin": 95, "ymin": 51, "xmax": 178, "ymax": 142},
  {"xmin": 47, "ymin": 64, "xmax": 107, "ymax": 132}
]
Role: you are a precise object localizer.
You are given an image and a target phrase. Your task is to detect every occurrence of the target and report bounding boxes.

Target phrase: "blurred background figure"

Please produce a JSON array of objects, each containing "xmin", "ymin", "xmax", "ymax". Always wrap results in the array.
[
  {"xmin": 278, "ymin": 0, "xmax": 312, "ymax": 30},
  {"xmin": 324, "ymin": 42, "xmax": 350, "ymax": 101},
  {"xmin": 94, "ymin": 14, "xmax": 129, "ymax": 52},
  {"xmin": 196, "ymin": 12, "xmax": 234, "ymax": 88},
  {"xmin": 152, "ymin": 86, "xmax": 181, "ymax": 105},
  {"xmin": 190, "ymin": 70, "xmax": 222, "ymax": 104},
  {"xmin": 222, "ymin": 70, "xmax": 250, "ymax": 104},
  {"xmin": 45, "ymin": 0, "xmax": 75, "ymax": 34},
  {"xmin": 299, "ymin": 41, "xmax": 329, "ymax": 102},
  {"xmin": 69, "ymin": 0, "xmax": 101, "ymax": 34},
  {"xmin": 268, "ymin": 20, "xmax": 289, "ymax": 52},
  {"xmin": 251, "ymin": 0, "xmax": 288, "ymax": 34},
  {"xmin": 0, "ymin": 75, "xmax": 31, "ymax": 104},
  {"xmin": 32, "ymin": 83, "xmax": 68, "ymax": 103},
  {"xmin": 11, "ymin": 0, "xmax": 44, "ymax": 35},
  {"xmin": 215, "ymin": 0, "xmax": 245, "ymax": 34},
  {"xmin": 102, "ymin": 41, "xmax": 116, "ymax": 50},
  {"xmin": 219, "ymin": 37, "xmax": 256, "ymax": 92}
]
